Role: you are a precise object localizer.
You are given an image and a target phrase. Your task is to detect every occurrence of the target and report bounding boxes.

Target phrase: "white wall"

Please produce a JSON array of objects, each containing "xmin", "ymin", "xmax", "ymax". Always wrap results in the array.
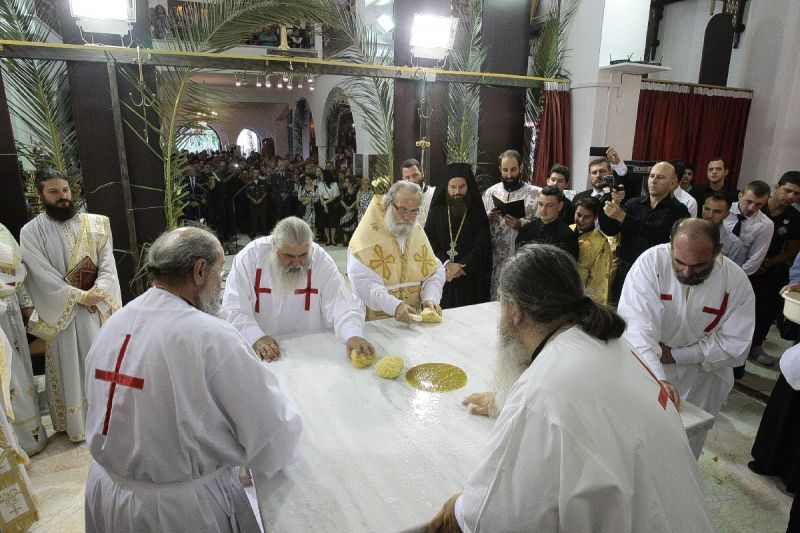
[{"xmin": 649, "ymin": 0, "xmax": 800, "ymax": 183}]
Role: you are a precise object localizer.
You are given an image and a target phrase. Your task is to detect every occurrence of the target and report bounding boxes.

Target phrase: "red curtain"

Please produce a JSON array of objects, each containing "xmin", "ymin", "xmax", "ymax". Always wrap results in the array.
[
  {"xmin": 632, "ymin": 82, "xmax": 752, "ymax": 188},
  {"xmin": 533, "ymin": 83, "xmax": 571, "ymax": 187}
]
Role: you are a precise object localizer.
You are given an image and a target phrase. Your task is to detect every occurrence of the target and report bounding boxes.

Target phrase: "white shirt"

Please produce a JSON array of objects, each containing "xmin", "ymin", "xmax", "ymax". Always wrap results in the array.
[
  {"xmin": 673, "ymin": 187, "xmax": 698, "ymax": 217},
  {"xmin": 456, "ymin": 327, "xmax": 714, "ymax": 532},
  {"xmin": 618, "ymin": 244, "xmax": 755, "ymax": 416},
  {"xmin": 723, "ymin": 202, "xmax": 774, "ymax": 275},
  {"xmin": 719, "ymin": 222, "xmax": 746, "ymax": 266},
  {"xmin": 84, "ymin": 288, "xmax": 301, "ymax": 531},
  {"xmin": 346, "ymin": 236, "xmax": 446, "ymax": 316},
  {"xmin": 418, "ymin": 185, "xmax": 435, "ymax": 228},
  {"xmin": 222, "ymin": 237, "xmax": 364, "ymax": 345}
]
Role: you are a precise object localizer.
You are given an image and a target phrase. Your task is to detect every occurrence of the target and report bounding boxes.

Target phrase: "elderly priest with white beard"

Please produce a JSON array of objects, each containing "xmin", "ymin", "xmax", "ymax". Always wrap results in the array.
[
  {"xmin": 84, "ymin": 227, "xmax": 301, "ymax": 532},
  {"xmin": 429, "ymin": 245, "xmax": 714, "ymax": 532},
  {"xmin": 222, "ymin": 216, "xmax": 374, "ymax": 360},
  {"xmin": 348, "ymin": 181, "xmax": 445, "ymax": 324}
]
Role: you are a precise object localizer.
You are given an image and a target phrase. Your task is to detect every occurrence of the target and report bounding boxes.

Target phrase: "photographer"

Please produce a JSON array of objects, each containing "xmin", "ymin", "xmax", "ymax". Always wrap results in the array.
[{"xmin": 599, "ymin": 161, "xmax": 690, "ymax": 305}]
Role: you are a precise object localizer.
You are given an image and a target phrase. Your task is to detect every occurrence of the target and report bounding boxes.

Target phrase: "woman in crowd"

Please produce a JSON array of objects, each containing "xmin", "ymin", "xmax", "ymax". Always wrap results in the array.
[
  {"xmin": 356, "ymin": 176, "xmax": 373, "ymax": 224},
  {"xmin": 339, "ymin": 176, "xmax": 359, "ymax": 246},
  {"xmin": 317, "ymin": 166, "xmax": 341, "ymax": 246},
  {"xmin": 297, "ymin": 175, "xmax": 319, "ymax": 234}
]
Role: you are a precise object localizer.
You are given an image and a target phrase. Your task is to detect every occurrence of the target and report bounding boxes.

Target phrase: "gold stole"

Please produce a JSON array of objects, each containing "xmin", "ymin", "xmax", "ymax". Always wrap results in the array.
[{"xmin": 350, "ymin": 196, "xmax": 438, "ymax": 320}]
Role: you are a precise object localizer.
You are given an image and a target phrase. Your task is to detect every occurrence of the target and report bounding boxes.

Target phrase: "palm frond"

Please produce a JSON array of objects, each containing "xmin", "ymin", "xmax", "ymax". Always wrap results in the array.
[
  {"xmin": 328, "ymin": 2, "xmax": 393, "ymax": 178},
  {"xmin": 441, "ymin": 0, "xmax": 484, "ymax": 165},
  {"xmin": 0, "ymin": 0, "xmax": 82, "ymax": 193},
  {"xmin": 525, "ymin": 0, "xmax": 577, "ymax": 127}
]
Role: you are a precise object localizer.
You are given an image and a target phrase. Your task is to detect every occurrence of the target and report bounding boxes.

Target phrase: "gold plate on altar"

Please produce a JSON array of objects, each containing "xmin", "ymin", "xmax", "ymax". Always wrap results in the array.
[{"xmin": 406, "ymin": 363, "xmax": 467, "ymax": 392}]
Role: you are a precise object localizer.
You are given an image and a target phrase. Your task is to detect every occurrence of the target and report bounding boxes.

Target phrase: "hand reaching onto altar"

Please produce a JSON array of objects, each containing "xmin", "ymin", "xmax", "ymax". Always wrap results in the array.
[
  {"xmin": 253, "ymin": 335, "xmax": 281, "ymax": 362},
  {"xmin": 658, "ymin": 380, "xmax": 682, "ymax": 411},
  {"xmin": 346, "ymin": 336, "xmax": 375, "ymax": 358},
  {"xmin": 462, "ymin": 392, "xmax": 497, "ymax": 416},
  {"xmin": 422, "ymin": 300, "xmax": 442, "ymax": 317},
  {"xmin": 394, "ymin": 303, "xmax": 419, "ymax": 325},
  {"xmin": 445, "ymin": 262, "xmax": 466, "ymax": 282}
]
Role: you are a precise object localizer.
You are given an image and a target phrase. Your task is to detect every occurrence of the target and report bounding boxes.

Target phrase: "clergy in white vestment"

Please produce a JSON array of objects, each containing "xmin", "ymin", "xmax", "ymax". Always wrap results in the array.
[
  {"xmin": 84, "ymin": 227, "xmax": 301, "ymax": 533},
  {"xmin": 429, "ymin": 245, "xmax": 714, "ymax": 533},
  {"xmin": 481, "ymin": 149, "xmax": 541, "ymax": 299},
  {"xmin": 222, "ymin": 216, "xmax": 374, "ymax": 361},
  {"xmin": 347, "ymin": 181, "xmax": 445, "ymax": 324},
  {"xmin": 618, "ymin": 218, "xmax": 755, "ymax": 420},
  {"xmin": 0, "ymin": 325, "xmax": 39, "ymax": 533},
  {"xmin": 0, "ymin": 224, "xmax": 47, "ymax": 455},
  {"xmin": 20, "ymin": 169, "xmax": 121, "ymax": 443}
]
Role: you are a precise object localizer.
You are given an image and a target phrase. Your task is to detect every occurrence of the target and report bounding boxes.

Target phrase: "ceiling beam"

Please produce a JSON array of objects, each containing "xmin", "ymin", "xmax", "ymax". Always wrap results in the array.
[{"xmin": 0, "ymin": 40, "xmax": 567, "ymax": 89}]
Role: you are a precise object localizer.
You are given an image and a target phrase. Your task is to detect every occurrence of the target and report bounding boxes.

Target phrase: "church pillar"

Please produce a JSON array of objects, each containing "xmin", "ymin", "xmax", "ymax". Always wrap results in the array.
[
  {"xmin": 0, "ymin": 70, "xmax": 27, "ymax": 240},
  {"xmin": 563, "ymin": 0, "xmax": 651, "ymax": 190},
  {"xmin": 475, "ymin": 0, "xmax": 529, "ymax": 180},
  {"xmin": 55, "ymin": 0, "xmax": 165, "ymax": 302}
]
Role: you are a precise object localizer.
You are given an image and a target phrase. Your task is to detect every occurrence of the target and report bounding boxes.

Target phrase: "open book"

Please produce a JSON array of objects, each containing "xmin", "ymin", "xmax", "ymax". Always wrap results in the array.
[{"xmin": 492, "ymin": 195, "xmax": 526, "ymax": 219}]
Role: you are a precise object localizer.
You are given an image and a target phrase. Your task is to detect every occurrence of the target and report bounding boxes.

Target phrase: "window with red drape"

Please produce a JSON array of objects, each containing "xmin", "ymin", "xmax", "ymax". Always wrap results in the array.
[
  {"xmin": 533, "ymin": 82, "xmax": 571, "ymax": 187},
  {"xmin": 633, "ymin": 81, "xmax": 752, "ymax": 189}
]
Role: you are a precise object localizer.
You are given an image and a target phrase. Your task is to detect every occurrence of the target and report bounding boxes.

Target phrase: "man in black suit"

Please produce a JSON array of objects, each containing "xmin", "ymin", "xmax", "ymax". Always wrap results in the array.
[{"xmin": 573, "ymin": 147, "xmax": 634, "ymax": 205}]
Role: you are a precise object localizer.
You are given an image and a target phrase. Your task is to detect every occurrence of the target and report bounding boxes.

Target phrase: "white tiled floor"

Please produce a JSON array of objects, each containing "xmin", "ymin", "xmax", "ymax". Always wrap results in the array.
[{"xmin": 24, "ymin": 239, "xmax": 797, "ymax": 532}]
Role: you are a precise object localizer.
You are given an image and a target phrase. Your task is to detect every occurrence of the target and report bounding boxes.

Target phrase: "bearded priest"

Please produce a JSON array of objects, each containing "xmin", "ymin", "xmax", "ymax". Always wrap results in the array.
[
  {"xmin": 424, "ymin": 163, "xmax": 491, "ymax": 309},
  {"xmin": 347, "ymin": 181, "xmax": 445, "ymax": 324},
  {"xmin": 222, "ymin": 216, "xmax": 373, "ymax": 361}
]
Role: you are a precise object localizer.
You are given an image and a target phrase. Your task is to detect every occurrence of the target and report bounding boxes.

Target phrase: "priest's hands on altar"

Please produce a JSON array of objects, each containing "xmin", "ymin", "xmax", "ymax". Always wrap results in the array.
[
  {"xmin": 346, "ymin": 336, "xmax": 375, "ymax": 358},
  {"xmin": 253, "ymin": 335, "xmax": 281, "ymax": 362},
  {"xmin": 462, "ymin": 392, "xmax": 497, "ymax": 417},
  {"xmin": 445, "ymin": 262, "xmax": 466, "ymax": 282},
  {"xmin": 422, "ymin": 300, "xmax": 442, "ymax": 317},
  {"xmin": 394, "ymin": 303, "xmax": 420, "ymax": 324}
]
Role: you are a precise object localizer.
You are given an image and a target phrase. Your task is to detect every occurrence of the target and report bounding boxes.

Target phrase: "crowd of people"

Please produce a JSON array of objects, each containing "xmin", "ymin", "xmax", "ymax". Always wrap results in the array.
[
  {"xmin": 1, "ymin": 148, "xmax": 799, "ymax": 531},
  {"xmin": 178, "ymin": 150, "xmax": 371, "ymax": 252}
]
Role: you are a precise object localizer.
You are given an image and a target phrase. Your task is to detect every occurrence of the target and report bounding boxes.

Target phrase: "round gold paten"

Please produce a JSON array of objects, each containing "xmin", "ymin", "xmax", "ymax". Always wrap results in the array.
[{"xmin": 406, "ymin": 363, "xmax": 467, "ymax": 392}]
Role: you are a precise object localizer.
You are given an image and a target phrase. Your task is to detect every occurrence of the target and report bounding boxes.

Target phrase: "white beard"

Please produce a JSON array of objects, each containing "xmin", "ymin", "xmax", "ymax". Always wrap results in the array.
[
  {"xmin": 196, "ymin": 279, "xmax": 221, "ymax": 317},
  {"xmin": 492, "ymin": 318, "xmax": 533, "ymax": 412},
  {"xmin": 384, "ymin": 209, "xmax": 414, "ymax": 239},
  {"xmin": 269, "ymin": 248, "xmax": 311, "ymax": 291}
]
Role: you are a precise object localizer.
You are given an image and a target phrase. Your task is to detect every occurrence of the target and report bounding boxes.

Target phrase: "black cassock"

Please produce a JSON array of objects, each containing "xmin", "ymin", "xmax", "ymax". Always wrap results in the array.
[{"xmin": 424, "ymin": 206, "xmax": 492, "ymax": 309}]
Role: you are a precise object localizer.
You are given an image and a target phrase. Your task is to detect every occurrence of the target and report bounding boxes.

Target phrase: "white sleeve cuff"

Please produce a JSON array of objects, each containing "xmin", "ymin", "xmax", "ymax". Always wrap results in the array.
[
  {"xmin": 243, "ymin": 325, "xmax": 266, "ymax": 347},
  {"xmin": 612, "ymin": 161, "xmax": 628, "ymax": 176},
  {"xmin": 338, "ymin": 324, "xmax": 364, "ymax": 343},
  {"xmin": 671, "ymin": 345, "xmax": 704, "ymax": 365},
  {"xmin": 382, "ymin": 296, "xmax": 402, "ymax": 317}
]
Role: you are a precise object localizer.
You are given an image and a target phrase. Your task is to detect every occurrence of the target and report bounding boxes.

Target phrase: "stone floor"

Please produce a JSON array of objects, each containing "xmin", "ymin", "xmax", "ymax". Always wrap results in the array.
[{"xmin": 22, "ymin": 238, "xmax": 797, "ymax": 532}]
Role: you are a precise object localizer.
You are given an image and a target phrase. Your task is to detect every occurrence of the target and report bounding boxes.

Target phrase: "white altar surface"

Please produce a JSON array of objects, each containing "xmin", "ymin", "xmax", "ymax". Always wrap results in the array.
[{"xmin": 253, "ymin": 301, "xmax": 713, "ymax": 532}]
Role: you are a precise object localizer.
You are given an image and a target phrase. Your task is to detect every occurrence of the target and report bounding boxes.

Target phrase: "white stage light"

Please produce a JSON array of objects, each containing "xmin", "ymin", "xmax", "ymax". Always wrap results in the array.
[
  {"xmin": 69, "ymin": 0, "xmax": 134, "ymax": 35},
  {"xmin": 410, "ymin": 13, "xmax": 457, "ymax": 60}
]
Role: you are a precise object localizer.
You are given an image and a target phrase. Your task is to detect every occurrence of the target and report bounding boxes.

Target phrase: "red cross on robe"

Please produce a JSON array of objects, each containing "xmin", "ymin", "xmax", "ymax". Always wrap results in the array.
[
  {"xmin": 294, "ymin": 269, "xmax": 319, "ymax": 311},
  {"xmin": 702, "ymin": 292, "xmax": 729, "ymax": 333},
  {"xmin": 254, "ymin": 267, "xmax": 272, "ymax": 313},
  {"xmin": 94, "ymin": 334, "xmax": 144, "ymax": 435}
]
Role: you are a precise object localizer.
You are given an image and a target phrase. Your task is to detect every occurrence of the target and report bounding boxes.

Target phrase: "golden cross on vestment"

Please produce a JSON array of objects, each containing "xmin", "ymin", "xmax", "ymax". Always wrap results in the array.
[
  {"xmin": 369, "ymin": 244, "xmax": 396, "ymax": 279},
  {"xmin": 413, "ymin": 245, "xmax": 437, "ymax": 278}
]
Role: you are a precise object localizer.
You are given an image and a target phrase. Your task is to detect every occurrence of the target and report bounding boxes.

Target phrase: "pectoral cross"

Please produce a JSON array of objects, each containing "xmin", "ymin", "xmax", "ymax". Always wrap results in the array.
[{"xmin": 447, "ymin": 242, "xmax": 458, "ymax": 262}]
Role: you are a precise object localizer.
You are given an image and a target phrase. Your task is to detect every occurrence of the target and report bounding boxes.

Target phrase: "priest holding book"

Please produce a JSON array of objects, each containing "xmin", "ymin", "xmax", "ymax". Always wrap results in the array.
[
  {"xmin": 20, "ymin": 168, "xmax": 121, "ymax": 443},
  {"xmin": 482, "ymin": 150, "xmax": 541, "ymax": 299}
]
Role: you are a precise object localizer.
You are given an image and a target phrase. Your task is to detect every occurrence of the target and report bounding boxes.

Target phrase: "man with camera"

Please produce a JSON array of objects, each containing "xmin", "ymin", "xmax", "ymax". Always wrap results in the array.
[
  {"xmin": 572, "ymin": 147, "xmax": 633, "ymax": 205},
  {"xmin": 599, "ymin": 161, "xmax": 690, "ymax": 305}
]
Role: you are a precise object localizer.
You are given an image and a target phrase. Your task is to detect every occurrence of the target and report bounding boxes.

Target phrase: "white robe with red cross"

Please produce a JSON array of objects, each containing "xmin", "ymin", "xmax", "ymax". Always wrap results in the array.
[
  {"xmin": 618, "ymin": 243, "xmax": 755, "ymax": 417},
  {"xmin": 221, "ymin": 237, "xmax": 364, "ymax": 347},
  {"xmin": 83, "ymin": 288, "xmax": 301, "ymax": 532}
]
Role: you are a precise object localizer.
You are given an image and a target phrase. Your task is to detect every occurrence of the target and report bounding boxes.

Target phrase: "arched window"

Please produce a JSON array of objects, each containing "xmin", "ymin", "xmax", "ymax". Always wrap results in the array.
[
  {"xmin": 176, "ymin": 126, "xmax": 221, "ymax": 154},
  {"xmin": 237, "ymin": 128, "xmax": 260, "ymax": 156}
]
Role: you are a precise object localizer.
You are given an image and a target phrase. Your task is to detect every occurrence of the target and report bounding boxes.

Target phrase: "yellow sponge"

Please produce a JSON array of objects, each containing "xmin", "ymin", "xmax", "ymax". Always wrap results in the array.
[
  {"xmin": 421, "ymin": 308, "xmax": 442, "ymax": 323},
  {"xmin": 375, "ymin": 355, "xmax": 404, "ymax": 379},
  {"xmin": 350, "ymin": 349, "xmax": 376, "ymax": 369}
]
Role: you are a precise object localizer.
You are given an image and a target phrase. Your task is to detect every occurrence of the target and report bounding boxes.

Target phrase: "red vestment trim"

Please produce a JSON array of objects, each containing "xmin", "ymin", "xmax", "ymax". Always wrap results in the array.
[
  {"xmin": 254, "ymin": 268, "xmax": 272, "ymax": 313},
  {"xmin": 660, "ymin": 294, "xmax": 672, "ymax": 301},
  {"xmin": 95, "ymin": 334, "xmax": 144, "ymax": 436},
  {"xmin": 630, "ymin": 350, "xmax": 669, "ymax": 410},
  {"xmin": 702, "ymin": 292, "xmax": 729, "ymax": 333},
  {"xmin": 294, "ymin": 269, "xmax": 319, "ymax": 311}
]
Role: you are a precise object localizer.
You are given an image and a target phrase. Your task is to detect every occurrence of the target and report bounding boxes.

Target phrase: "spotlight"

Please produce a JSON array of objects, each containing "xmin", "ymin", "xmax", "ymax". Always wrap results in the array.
[
  {"xmin": 298, "ymin": 81, "xmax": 303, "ymax": 89},
  {"xmin": 309, "ymin": 85, "xmax": 315, "ymax": 91},
  {"xmin": 410, "ymin": 13, "xmax": 458, "ymax": 60},
  {"xmin": 307, "ymin": 75, "xmax": 314, "ymax": 83},
  {"xmin": 282, "ymin": 72, "xmax": 289, "ymax": 82},
  {"xmin": 277, "ymin": 81, "xmax": 283, "ymax": 88},
  {"xmin": 265, "ymin": 79, "xmax": 272, "ymax": 88},
  {"xmin": 287, "ymin": 80, "xmax": 293, "ymax": 90}
]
